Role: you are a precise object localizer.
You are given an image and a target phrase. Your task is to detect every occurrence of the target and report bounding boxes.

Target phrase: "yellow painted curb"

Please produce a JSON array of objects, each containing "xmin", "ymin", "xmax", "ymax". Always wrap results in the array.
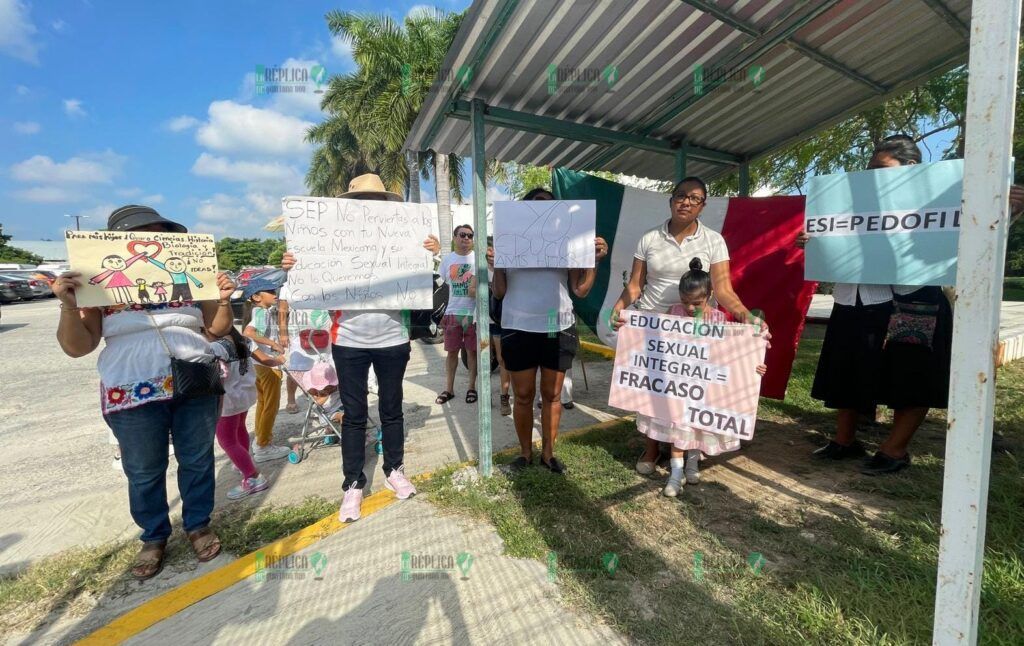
[
  {"xmin": 580, "ymin": 340, "xmax": 615, "ymax": 359},
  {"xmin": 75, "ymin": 490, "xmax": 398, "ymax": 645},
  {"xmin": 76, "ymin": 416, "xmax": 633, "ymax": 644}
]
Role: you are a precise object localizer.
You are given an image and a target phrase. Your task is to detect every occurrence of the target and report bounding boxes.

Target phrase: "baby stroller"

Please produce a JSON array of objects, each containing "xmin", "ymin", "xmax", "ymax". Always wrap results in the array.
[{"xmin": 283, "ymin": 329, "xmax": 380, "ymax": 464}]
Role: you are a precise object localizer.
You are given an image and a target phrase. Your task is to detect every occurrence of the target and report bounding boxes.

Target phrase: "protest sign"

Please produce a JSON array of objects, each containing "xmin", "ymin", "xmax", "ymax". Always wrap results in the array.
[
  {"xmin": 804, "ymin": 159, "xmax": 963, "ymax": 285},
  {"xmin": 493, "ymin": 199, "xmax": 596, "ymax": 268},
  {"xmin": 608, "ymin": 311, "xmax": 766, "ymax": 440},
  {"xmin": 282, "ymin": 196, "xmax": 435, "ymax": 310},
  {"xmin": 65, "ymin": 230, "xmax": 218, "ymax": 307}
]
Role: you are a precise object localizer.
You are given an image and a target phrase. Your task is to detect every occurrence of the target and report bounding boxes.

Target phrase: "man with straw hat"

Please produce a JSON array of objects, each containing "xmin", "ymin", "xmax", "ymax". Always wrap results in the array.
[{"xmin": 281, "ymin": 173, "xmax": 441, "ymax": 522}]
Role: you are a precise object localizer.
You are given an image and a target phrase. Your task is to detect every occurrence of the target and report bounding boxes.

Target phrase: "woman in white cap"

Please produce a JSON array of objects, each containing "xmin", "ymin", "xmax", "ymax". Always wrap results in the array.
[{"xmin": 281, "ymin": 174, "xmax": 441, "ymax": 522}]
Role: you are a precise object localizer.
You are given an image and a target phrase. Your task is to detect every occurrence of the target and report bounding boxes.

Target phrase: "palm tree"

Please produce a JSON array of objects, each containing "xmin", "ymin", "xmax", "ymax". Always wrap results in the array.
[{"xmin": 316, "ymin": 9, "xmax": 466, "ymax": 243}]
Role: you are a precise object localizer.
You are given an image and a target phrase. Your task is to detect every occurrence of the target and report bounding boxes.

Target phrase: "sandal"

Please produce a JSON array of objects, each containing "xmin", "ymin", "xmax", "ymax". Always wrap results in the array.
[
  {"xmin": 285, "ymin": 403, "xmax": 299, "ymax": 414},
  {"xmin": 131, "ymin": 541, "xmax": 166, "ymax": 580},
  {"xmin": 466, "ymin": 389, "xmax": 478, "ymax": 404},
  {"xmin": 187, "ymin": 527, "xmax": 222, "ymax": 563},
  {"xmin": 435, "ymin": 391, "xmax": 455, "ymax": 405}
]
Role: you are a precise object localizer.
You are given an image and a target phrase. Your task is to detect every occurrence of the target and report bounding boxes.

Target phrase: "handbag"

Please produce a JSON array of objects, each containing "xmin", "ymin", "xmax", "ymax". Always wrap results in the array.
[
  {"xmin": 147, "ymin": 311, "xmax": 225, "ymax": 400},
  {"xmin": 885, "ymin": 298, "xmax": 940, "ymax": 349}
]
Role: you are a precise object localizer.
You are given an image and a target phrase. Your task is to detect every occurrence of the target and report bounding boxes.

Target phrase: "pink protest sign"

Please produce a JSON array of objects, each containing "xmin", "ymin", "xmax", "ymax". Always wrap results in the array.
[{"xmin": 609, "ymin": 311, "xmax": 767, "ymax": 440}]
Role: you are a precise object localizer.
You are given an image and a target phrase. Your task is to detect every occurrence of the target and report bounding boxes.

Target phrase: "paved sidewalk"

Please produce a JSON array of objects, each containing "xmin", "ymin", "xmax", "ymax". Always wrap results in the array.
[{"xmin": 0, "ymin": 299, "xmax": 618, "ymax": 571}]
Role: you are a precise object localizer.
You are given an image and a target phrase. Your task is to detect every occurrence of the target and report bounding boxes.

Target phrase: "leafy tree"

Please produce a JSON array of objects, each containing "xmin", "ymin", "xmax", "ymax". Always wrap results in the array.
[
  {"xmin": 0, "ymin": 225, "xmax": 42, "ymax": 264},
  {"xmin": 216, "ymin": 238, "xmax": 283, "ymax": 272}
]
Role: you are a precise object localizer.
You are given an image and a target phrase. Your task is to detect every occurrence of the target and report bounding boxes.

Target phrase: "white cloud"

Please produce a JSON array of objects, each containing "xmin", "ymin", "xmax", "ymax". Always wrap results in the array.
[
  {"xmin": 165, "ymin": 115, "xmax": 199, "ymax": 132},
  {"xmin": 331, "ymin": 36, "xmax": 352, "ymax": 62},
  {"xmin": 0, "ymin": 0, "xmax": 41, "ymax": 64},
  {"xmin": 77, "ymin": 203, "xmax": 117, "ymax": 223},
  {"xmin": 194, "ymin": 191, "xmax": 279, "ymax": 236},
  {"xmin": 191, "ymin": 152, "xmax": 304, "ymax": 193},
  {"xmin": 406, "ymin": 4, "xmax": 436, "ymax": 20},
  {"xmin": 15, "ymin": 84, "xmax": 30, "ymax": 96},
  {"xmin": 115, "ymin": 187, "xmax": 143, "ymax": 197},
  {"xmin": 10, "ymin": 151, "xmax": 125, "ymax": 184},
  {"xmin": 141, "ymin": 193, "xmax": 164, "ymax": 204},
  {"xmin": 63, "ymin": 98, "xmax": 86, "ymax": 118},
  {"xmin": 51, "ymin": 19, "xmax": 66, "ymax": 33},
  {"xmin": 12, "ymin": 186, "xmax": 83, "ymax": 203},
  {"xmin": 12, "ymin": 121, "xmax": 39, "ymax": 134},
  {"xmin": 196, "ymin": 100, "xmax": 313, "ymax": 158}
]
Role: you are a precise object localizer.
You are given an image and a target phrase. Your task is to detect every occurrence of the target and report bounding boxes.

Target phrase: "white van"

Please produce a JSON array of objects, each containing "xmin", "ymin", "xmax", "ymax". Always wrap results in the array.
[{"xmin": 0, "ymin": 263, "xmax": 37, "ymax": 270}]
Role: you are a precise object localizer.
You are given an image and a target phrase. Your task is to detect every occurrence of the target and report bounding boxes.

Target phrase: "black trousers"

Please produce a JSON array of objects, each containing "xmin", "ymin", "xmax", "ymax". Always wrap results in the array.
[
  {"xmin": 331, "ymin": 343, "xmax": 411, "ymax": 490},
  {"xmin": 170, "ymin": 283, "xmax": 193, "ymax": 302}
]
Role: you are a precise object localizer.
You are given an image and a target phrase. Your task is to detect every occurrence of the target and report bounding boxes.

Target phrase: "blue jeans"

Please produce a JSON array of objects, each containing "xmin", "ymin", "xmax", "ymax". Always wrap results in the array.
[
  {"xmin": 332, "ymin": 343, "xmax": 411, "ymax": 490},
  {"xmin": 106, "ymin": 396, "xmax": 219, "ymax": 543}
]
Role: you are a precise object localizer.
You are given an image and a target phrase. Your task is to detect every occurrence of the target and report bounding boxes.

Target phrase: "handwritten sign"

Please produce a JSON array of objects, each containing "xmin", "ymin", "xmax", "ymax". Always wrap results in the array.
[
  {"xmin": 65, "ymin": 230, "xmax": 218, "ymax": 307},
  {"xmin": 805, "ymin": 159, "xmax": 964, "ymax": 285},
  {"xmin": 609, "ymin": 311, "xmax": 766, "ymax": 440},
  {"xmin": 282, "ymin": 196, "xmax": 434, "ymax": 310},
  {"xmin": 493, "ymin": 199, "xmax": 596, "ymax": 268}
]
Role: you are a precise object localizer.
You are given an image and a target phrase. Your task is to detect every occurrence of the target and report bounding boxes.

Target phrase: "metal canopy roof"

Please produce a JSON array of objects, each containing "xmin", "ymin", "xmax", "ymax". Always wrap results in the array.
[{"xmin": 404, "ymin": 0, "xmax": 971, "ymax": 182}]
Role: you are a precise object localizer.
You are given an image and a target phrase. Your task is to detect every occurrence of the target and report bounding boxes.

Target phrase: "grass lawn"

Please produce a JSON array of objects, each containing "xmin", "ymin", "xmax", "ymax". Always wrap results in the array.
[
  {"xmin": 424, "ymin": 324, "xmax": 1024, "ymax": 645},
  {"xmin": 1005, "ymin": 276, "xmax": 1024, "ymax": 301}
]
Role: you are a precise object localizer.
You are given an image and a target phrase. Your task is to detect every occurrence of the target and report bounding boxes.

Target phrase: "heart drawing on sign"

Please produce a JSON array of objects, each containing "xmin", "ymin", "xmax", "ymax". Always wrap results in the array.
[{"xmin": 127, "ymin": 240, "xmax": 164, "ymax": 259}]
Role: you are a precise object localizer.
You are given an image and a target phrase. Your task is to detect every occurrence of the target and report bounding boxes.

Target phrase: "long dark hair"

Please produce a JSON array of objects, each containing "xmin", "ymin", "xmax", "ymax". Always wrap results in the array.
[
  {"xmin": 226, "ymin": 327, "xmax": 251, "ymax": 375},
  {"xmin": 679, "ymin": 257, "xmax": 712, "ymax": 297},
  {"xmin": 523, "ymin": 187, "xmax": 554, "ymax": 200}
]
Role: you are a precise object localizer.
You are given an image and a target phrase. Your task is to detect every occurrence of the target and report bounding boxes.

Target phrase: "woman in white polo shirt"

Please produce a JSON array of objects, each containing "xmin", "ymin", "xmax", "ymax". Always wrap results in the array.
[
  {"xmin": 487, "ymin": 188, "xmax": 609, "ymax": 475},
  {"xmin": 611, "ymin": 177, "xmax": 766, "ymax": 476}
]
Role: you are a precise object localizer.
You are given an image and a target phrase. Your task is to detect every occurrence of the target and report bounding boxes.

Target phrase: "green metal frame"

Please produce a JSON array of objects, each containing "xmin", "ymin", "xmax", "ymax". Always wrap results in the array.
[
  {"xmin": 469, "ymin": 98, "xmax": 493, "ymax": 478},
  {"xmin": 581, "ymin": 0, "xmax": 845, "ymax": 172}
]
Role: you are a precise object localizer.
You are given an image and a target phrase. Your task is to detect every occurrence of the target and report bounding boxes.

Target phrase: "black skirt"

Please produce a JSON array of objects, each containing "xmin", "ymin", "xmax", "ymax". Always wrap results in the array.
[
  {"xmin": 811, "ymin": 300, "xmax": 893, "ymax": 409},
  {"xmin": 880, "ymin": 287, "xmax": 953, "ymax": 409}
]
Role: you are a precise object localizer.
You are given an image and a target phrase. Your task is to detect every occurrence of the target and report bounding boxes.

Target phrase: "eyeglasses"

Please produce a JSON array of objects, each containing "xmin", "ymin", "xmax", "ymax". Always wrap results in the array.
[
  {"xmin": 671, "ymin": 193, "xmax": 706, "ymax": 205},
  {"xmin": 457, "ymin": 232, "xmax": 474, "ymax": 239}
]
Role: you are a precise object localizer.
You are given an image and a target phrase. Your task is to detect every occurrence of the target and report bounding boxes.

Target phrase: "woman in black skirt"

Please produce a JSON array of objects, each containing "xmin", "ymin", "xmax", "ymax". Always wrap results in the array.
[{"xmin": 801, "ymin": 135, "xmax": 953, "ymax": 475}]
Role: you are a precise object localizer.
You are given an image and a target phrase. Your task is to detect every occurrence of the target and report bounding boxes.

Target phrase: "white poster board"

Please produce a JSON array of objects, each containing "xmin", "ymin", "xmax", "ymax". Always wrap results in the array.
[
  {"xmin": 282, "ymin": 196, "xmax": 435, "ymax": 310},
  {"xmin": 492, "ymin": 199, "xmax": 596, "ymax": 268}
]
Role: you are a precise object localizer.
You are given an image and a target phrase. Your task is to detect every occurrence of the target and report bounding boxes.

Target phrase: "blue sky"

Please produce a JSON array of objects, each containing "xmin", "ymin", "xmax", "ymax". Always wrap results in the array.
[
  {"xmin": 1, "ymin": 0, "xmax": 959, "ymax": 244},
  {"xmin": 1, "ymin": 0, "xmax": 469, "ymax": 242}
]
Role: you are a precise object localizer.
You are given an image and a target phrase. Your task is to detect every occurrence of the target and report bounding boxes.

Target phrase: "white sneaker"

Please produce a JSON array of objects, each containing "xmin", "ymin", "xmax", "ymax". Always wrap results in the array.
[
  {"xmin": 663, "ymin": 478, "xmax": 682, "ymax": 497},
  {"xmin": 384, "ymin": 466, "xmax": 417, "ymax": 499},
  {"xmin": 685, "ymin": 470, "xmax": 701, "ymax": 485},
  {"xmin": 636, "ymin": 459, "xmax": 656, "ymax": 475},
  {"xmin": 339, "ymin": 487, "xmax": 363, "ymax": 522},
  {"xmin": 253, "ymin": 444, "xmax": 291, "ymax": 463}
]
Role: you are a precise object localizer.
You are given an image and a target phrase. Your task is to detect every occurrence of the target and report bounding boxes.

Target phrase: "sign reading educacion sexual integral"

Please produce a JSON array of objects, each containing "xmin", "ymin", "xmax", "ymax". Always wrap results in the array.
[
  {"xmin": 804, "ymin": 159, "xmax": 963, "ymax": 286},
  {"xmin": 282, "ymin": 196, "xmax": 435, "ymax": 310},
  {"xmin": 492, "ymin": 199, "xmax": 596, "ymax": 268},
  {"xmin": 65, "ymin": 230, "xmax": 219, "ymax": 307},
  {"xmin": 608, "ymin": 311, "xmax": 767, "ymax": 440}
]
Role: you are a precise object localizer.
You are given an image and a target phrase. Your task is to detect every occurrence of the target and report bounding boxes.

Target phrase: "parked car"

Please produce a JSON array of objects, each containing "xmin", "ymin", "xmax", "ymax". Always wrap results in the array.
[
  {"xmin": 0, "ymin": 275, "xmax": 35, "ymax": 302},
  {"xmin": 6, "ymin": 269, "xmax": 57, "ymax": 286},
  {"xmin": 230, "ymin": 267, "xmax": 287, "ymax": 324},
  {"xmin": 0, "ymin": 282, "xmax": 17, "ymax": 304},
  {"xmin": 2, "ymin": 271, "xmax": 53, "ymax": 298}
]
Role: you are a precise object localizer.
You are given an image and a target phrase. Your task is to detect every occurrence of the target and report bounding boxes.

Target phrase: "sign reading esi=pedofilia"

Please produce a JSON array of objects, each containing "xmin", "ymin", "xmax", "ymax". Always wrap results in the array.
[{"xmin": 282, "ymin": 196, "xmax": 436, "ymax": 310}]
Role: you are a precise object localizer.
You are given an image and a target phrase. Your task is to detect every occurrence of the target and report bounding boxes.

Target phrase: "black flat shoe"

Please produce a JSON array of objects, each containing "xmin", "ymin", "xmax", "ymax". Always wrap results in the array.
[
  {"xmin": 812, "ymin": 440, "xmax": 867, "ymax": 460},
  {"xmin": 861, "ymin": 451, "xmax": 911, "ymax": 475},
  {"xmin": 562, "ymin": 401, "xmax": 575, "ymax": 410},
  {"xmin": 509, "ymin": 456, "xmax": 532, "ymax": 473},
  {"xmin": 540, "ymin": 456, "xmax": 566, "ymax": 475}
]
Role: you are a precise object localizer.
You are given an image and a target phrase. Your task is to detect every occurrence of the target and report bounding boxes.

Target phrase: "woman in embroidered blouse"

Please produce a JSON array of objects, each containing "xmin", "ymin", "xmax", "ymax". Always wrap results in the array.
[{"xmin": 53, "ymin": 205, "xmax": 236, "ymax": 581}]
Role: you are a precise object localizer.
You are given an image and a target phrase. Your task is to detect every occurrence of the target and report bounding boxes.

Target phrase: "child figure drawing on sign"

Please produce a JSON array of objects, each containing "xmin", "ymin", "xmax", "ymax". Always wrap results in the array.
[
  {"xmin": 136, "ymin": 278, "xmax": 152, "ymax": 304},
  {"xmin": 638, "ymin": 258, "xmax": 767, "ymax": 498},
  {"xmin": 152, "ymin": 281, "xmax": 168, "ymax": 302},
  {"xmin": 88, "ymin": 251, "xmax": 151, "ymax": 304}
]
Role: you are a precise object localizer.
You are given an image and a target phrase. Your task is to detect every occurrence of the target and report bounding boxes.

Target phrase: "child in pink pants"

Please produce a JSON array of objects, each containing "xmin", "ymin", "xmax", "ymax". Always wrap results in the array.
[{"xmin": 211, "ymin": 329, "xmax": 283, "ymax": 500}]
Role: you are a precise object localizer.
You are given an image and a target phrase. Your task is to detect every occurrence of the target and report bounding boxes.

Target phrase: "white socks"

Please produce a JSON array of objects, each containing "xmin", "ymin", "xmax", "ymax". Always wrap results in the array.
[
  {"xmin": 668, "ymin": 457, "xmax": 685, "ymax": 484},
  {"xmin": 685, "ymin": 450, "xmax": 700, "ymax": 476}
]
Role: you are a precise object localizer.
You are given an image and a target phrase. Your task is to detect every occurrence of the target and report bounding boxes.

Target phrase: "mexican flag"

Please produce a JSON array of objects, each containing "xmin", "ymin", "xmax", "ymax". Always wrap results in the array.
[{"xmin": 552, "ymin": 168, "xmax": 816, "ymax": 400}]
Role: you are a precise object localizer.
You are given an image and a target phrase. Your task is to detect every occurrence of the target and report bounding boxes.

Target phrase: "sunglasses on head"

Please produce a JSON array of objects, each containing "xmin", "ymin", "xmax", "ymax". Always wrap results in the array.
[{"xmin": 457, "ymin": 231, "xmax": 474, "ymax": 239}]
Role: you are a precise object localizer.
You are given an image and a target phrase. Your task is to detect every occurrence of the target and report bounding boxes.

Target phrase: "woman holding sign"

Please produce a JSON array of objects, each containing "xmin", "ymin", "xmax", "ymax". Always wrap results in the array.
[
  {"xmin": 53, "ymin": 205, "xmax": 236, "ymax": 580},
  {"xmin": 611, "ymin": 177, "xmax": 768, "ymax": 481},
  {"xmin": 487, "ymin": 188, "xmax": 609, "ymax": 475},
  {"xmin": 280, "ymin": 174, "xmax": 441, "ymax": 522}
]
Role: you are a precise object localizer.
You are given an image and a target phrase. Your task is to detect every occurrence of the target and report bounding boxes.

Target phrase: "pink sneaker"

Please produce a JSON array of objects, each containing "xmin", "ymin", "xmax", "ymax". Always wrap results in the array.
[
  {"xmin": 384, "ymin": 467, "xmax": 417, "ymax": 499},
  {"xmin": 339, "ymin": 487, "xmax": 363, "ymax": 522}
]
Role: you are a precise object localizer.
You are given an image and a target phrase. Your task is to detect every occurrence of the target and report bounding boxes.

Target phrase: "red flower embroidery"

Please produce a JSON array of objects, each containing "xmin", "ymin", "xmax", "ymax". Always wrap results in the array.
[{"xmin": 107, "ymin": 387, "xmax": 128, "ymax": 405}]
